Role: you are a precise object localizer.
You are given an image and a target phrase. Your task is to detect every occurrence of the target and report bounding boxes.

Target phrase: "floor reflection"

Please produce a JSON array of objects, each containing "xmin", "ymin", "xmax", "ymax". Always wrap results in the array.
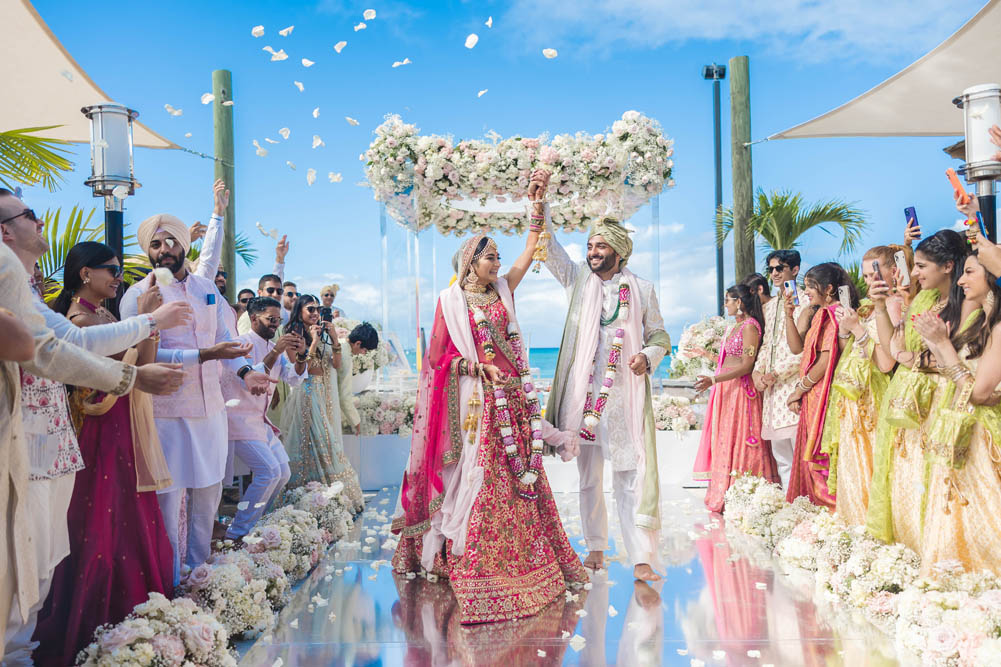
[{"xmin": 239, "ymin": 487, "xmax": 901, "ymax": 666}]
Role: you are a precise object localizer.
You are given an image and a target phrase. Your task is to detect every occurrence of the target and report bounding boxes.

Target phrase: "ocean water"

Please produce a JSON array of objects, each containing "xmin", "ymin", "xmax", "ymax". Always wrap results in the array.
[{"xmin": 404, "ymin": 346, "xmax": 678, "ymax": 380}]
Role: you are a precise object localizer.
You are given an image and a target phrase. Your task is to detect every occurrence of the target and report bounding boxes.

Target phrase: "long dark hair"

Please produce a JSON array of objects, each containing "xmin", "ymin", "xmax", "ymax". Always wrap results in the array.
[
  {"xmin": 803, "ymin": 262, "xmax": 860, "ymax": 317},
  {"xmin": 950, "ymin": 255, "xmax": 1001, "ymax": 360},
  {"xmin": 726, "ymin": 283, "xmax": 764, "ymax": 333},
  {"xmin": 50, "ymin": 241, "xmax": 121, "ymax": 316},
  {"xmin": 914, "ymin": 229, "xmax": 969, "ymax": 337},
  {"xmin": 285, "ymin": 294, "xmax": 319, "ymax": 347}
]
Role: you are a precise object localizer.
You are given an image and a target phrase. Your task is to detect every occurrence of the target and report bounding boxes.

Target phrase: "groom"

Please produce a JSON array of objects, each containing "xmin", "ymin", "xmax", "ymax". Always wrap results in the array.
[{"xmin": 531, "ymin": 173, "xmax": 670, "ymax": 582}]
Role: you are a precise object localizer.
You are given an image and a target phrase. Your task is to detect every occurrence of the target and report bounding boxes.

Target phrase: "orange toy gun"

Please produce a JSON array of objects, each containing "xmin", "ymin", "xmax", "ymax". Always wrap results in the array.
[{"xmin": 946, "ymin": 168, "xmax": 970, "ymax": 205}]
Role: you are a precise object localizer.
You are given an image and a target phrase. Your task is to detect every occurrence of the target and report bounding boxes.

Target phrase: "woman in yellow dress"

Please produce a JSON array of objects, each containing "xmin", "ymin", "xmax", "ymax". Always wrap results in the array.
[
  {"xmin": 867, "ymin": 229, "xmax": 977, "ymax": 552},
  {"xmin": 912, "ymin": 252, "xmax": 1001, "ymax": 575},
  {"xmin": 820, "ymin": 245, "xmax": 909, "ymax": 526}
]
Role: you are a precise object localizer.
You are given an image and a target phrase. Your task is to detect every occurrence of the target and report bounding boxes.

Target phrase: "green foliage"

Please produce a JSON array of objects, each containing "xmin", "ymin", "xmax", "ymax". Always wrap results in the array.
[
  {"xmin": 186, "ymin": 231, "xmax": 259, "ymax": 268},
  {"xmin": 844, "ymin": 261, "xmax": 868, "ymax": 299},
  {"xmin": 716, "ymin": 189, "xmax": 869, "ymax": 256},
  {"xmin": 37, "ymin": 206, "xmax": 100, "ymax": 300},
  {"xmin": 0, "ymin": 127, "xmax": 74, "ymax": 192}
]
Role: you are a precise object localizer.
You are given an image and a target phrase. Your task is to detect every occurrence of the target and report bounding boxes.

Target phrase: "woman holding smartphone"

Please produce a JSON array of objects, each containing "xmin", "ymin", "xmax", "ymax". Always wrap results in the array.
[
  {"xmin": 281, "ymin": 294, "xmax": 364, "ymax": 511},
  {"xmin": 693, "ymin": 284, "xmax": 777, "ymax": 512},
  {"xmin": 783, "ymin": 262, "xmax": 858, "ymax": 508},
  {"xmin": 820, "ymin": 247, "xmax": 906, "ymax": 526},
  {"xmin": 867, "ymin": 230, "xmax": 977, "ymax": 552}
]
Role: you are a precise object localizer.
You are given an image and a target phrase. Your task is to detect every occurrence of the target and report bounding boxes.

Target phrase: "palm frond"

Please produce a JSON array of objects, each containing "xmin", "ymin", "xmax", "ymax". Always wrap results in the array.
[
  {"xmin": 187, "ymin": 231, "xmax": 259, "ymax": 268},
  {"xmin": 844, "ymin": 261, "xmax": 868, "ymax": 299},
  {"xmin": 38, "ymin": 206, "xmax": 100, "ymax": 290},
  {"xmin": 0, "ymin": 127, "xmax": 74, "ymax": 192},
  {"xmin": 746, "ymin": 189, "xmax": 869, "ymax": 255}
]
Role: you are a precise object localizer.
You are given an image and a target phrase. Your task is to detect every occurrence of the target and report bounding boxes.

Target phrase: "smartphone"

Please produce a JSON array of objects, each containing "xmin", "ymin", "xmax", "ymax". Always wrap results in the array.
[
  {"xmin": 894, "ymin": 250, "xmax": 911, "ymax": 287},
  {"xmin": 838, "ymin": 285, "xmax": 852, "ymax": 309},
  {"xmin": 871, "ymin": 259, "xmax": 883, "ymax": 282},
  {"xmin": 904, "ymin": 206, "xmax": 919, "ymax": 238},
  {"xmin": 976, "ymin": 211, "xmax": 989, "ymax": 238},
  {"xmin": 783, "ymin": 280, "xmax": 799, "ymax": 306},
  {"xmin": 947, "ymin": 168, "xmax": 970, "ymax": 205}
]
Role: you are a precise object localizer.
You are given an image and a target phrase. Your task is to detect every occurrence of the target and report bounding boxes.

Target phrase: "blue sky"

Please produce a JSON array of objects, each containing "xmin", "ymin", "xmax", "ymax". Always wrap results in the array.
[{"xmin": 24, "ymin": 0, "xmax": 986, "ymax": 347}]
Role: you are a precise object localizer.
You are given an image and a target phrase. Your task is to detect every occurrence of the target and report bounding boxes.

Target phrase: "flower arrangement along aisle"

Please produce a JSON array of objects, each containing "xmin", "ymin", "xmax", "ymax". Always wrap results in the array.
[
  {"xmin": 363, "ymin": 111, "xmax": 674, "ymax": 234},
  {"xmin": 670, "ymin": 315, "xmax": 728, "ymax": 380},
  {"xmin": 723, "ymin": 474, "xmax": 1001, "ymax": 666},
  {"xmin": 652, "ymin": 393, "xmax": 699, "ymax": 432},
  {"xmin": 355, "ymin": 390, "xmax": 416, "ymax": 436},
  {"xmin": 74, "ymin": 480, "xmax": 355, "ymax": 664}
]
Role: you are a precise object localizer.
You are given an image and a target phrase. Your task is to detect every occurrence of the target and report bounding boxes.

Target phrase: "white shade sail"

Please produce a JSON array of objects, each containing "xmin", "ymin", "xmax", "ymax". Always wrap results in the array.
[
  {"xmin": 0, "ymin": 0, "xmax": 177, "ymax": 149},
  {"xmin": 769, "ymin": 0, "xmax": 1000, "ymax": 140}
]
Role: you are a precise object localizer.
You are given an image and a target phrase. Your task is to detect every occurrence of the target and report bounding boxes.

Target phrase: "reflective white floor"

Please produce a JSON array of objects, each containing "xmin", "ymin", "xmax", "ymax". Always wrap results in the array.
[{"xmin": 239, "ymin": 486, "xmax": 901, "ymax": 666}]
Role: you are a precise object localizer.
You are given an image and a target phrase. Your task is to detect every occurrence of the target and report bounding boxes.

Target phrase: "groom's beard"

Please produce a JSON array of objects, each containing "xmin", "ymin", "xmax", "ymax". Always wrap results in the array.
[{"xmin": 588, "ymin": 254, "xmax": 617, "ymax": 274}]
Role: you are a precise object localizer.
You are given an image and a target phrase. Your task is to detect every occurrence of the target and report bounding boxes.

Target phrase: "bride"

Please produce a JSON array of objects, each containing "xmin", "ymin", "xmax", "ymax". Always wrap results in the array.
[{"xmin": 391, "ymin": 186, "xmax": 587, "ymax": 625}]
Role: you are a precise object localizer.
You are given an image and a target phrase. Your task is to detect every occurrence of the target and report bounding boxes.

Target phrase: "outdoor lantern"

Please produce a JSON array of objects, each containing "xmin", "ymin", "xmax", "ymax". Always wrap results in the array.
[
  {"xmin": 81, "ymin": 103, "xmax": 139, "ymax": 257},
  {"xmin": 81, "ymin": 102, "xmax": 139, "ymax": 197},
  {"xmin": 956, "ymin": 84, "xmax": 1001, "ymax": 182}
]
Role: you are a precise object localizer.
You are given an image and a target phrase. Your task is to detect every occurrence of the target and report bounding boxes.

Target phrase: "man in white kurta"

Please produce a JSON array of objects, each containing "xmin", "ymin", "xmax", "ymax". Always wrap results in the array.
[
  {"xmin": 121, "ymin": 199, "xmax": 273, "ymax": 584},
  {"xmin": 542, "ymin": 212, "xmax": 670, "ymax": 582},
  {"xmin": 222, "ymin": 297, "xmax": 306, "ymax": 539},
  {"xmin": 752, "ymin": 250, "xmax": 808, "ymax": 490}
]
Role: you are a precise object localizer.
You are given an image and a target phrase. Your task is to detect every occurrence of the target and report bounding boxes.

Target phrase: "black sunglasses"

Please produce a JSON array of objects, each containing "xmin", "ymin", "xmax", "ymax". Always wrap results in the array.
[
  {"xmin": 768, "ymin": 264, "xmax": 789, "ymax": 273},
  {"xmin": 0, "ymin": 208, "xmax": 38, "ymax": 226},
  {"xmin": 216, "ymin": 270, "xmax": 228, "ymax": 279},
  {"xmin": 285, "ymin": 291, "xmax": 298, "ymax": 298},
  {"xmin": 239, "ymin": 297, "xmax": 252, "ymax": 304},
  {"xmin": 304, "ymin": 305, "xmax": 319, "ymax": 314},
  {"xmin": 265, "ymin": 286, "xmax": 284, "ymax": 296},
  {"xmin": 91, "ymin": 264, "xmax": 124, "ymax": 278}
]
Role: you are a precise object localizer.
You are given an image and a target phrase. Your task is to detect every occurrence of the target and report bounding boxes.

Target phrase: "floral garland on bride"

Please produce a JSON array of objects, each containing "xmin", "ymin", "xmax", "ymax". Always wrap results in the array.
[{"xmin": 363, "ymin": 111, "xmax": 675, "ymax": 235}]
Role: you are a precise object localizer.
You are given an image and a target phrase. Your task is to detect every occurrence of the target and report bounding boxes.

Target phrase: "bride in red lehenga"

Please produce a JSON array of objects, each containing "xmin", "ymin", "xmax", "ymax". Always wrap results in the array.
[{"xmin": 392, "ymin": 226, "xmax": 588, "ymax": 625}]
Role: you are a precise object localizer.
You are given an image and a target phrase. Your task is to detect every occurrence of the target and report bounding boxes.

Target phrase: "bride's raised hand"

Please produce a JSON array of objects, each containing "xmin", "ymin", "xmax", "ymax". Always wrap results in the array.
[{"xmin": 481, "ymin": 363, "xmax": 505, "ymax": 384}]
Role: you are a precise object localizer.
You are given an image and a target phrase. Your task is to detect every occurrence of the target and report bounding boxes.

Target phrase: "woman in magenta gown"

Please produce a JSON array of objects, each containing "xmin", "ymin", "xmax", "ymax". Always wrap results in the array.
[{"xmin": 33, "ymin": 243, "xmax": 174, "ymax": 665}]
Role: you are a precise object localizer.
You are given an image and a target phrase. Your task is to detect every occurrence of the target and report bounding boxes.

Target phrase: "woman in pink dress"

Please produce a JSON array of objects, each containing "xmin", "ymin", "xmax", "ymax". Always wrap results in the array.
[
  {"xmin": 34, "ymin": 243, "xmax": 174, "ymax": 665},
  {"xmin": 694, "ymin": 284, "xmax": 778, "ymax": 512},
  {"xmin": 391, "ymin": 232, "xmax": 587, "ymax": 624}
]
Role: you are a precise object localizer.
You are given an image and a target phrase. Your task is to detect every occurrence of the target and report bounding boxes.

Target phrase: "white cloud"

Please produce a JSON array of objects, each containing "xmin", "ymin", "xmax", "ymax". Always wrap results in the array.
[{"xmin": 503, "ymin": 0, "xmax": 982, "ymax": 63}]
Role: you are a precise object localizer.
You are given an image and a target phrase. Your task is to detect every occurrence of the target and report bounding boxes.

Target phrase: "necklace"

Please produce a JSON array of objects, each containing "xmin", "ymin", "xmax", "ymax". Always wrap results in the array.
[
  {"xmin": 464, "ymin": 286, "xmax": 499, "ymax": 307},
  {"xmin": 73, "ymin": 296, "xmax": 115, "ymax": 321},
  {"xmin": 580, "ymin": 277, "xmax": 631, "ymax": 441}
]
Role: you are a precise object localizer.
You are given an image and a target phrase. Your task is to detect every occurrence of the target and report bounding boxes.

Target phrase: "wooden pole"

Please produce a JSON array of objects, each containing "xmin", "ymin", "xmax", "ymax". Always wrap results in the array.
[
  {"xmin": 729, "ymin": 56, "xmax": 755, "ymax": 280},
  {"xmin": 212, "ymin": 69, "xmax": 236, "ymax": 303}
]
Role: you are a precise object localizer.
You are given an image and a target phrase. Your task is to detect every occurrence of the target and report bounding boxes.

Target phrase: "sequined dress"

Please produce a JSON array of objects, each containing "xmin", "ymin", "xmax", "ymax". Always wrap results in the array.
[{"xmin": 393, "ymin": 299, "xmax": 587, "ymax": 624}]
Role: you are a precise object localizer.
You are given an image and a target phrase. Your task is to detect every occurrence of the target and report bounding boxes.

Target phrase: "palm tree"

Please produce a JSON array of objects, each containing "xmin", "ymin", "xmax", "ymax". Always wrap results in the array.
[
  {"xmin": 716, "ymin": 189, "xmax": 868, "ymax": 256},
  {"xmin": 0, "ymin": 127, "xmax": 73, "ymax": 192},
  {"xmin": 844, "ymin": 261, "xmax": 868, "ymax": 300}
]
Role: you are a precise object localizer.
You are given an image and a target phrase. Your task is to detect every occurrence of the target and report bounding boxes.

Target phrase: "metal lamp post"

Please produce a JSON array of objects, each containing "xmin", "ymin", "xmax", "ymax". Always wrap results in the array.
[
  {"xmin": 703, "ymin": 63, "xmax": 726, "ymax": 315},
  {"xmin": 955, "ymin": 84, "xmax": 1001, "ymax": 242},
  {"xmin": 81, "ymin": 103, "xmax": 139, "ymax": 257}
]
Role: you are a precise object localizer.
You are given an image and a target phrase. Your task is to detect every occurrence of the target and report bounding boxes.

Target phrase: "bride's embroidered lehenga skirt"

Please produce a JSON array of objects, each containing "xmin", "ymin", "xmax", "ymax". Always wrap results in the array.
[{"xmin": 394, "ymin": 378, "xmax": 587, "ymax": 624}]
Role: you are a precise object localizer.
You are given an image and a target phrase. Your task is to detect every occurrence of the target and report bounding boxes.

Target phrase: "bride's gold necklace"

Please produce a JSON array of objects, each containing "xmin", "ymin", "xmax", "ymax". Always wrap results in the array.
[{"xmin": 463, "ymin": 282, "xmax": 499, "ymax": 307}]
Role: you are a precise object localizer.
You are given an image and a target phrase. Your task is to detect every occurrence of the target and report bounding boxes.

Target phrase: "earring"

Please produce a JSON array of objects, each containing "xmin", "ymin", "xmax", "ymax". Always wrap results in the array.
[{"xmin": 83, "ymin": 277, "xmax": 90, "ymax": 284}]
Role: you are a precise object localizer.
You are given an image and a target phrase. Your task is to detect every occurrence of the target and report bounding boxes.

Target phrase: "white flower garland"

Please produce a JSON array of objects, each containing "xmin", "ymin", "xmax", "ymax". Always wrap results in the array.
[{"xmin": 580, "ymin": 278, "xmax": 630, "ymax": 441}]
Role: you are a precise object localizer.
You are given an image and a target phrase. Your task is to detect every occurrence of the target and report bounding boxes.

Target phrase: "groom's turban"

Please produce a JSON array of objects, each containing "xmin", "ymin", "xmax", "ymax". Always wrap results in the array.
[
  {"xmin": 588, "ymin": 217, "xmax": 633, "ymax": 267},
  {"xmin": 136, "ymin": 214, "xmax": 190, "ymax": 256}
]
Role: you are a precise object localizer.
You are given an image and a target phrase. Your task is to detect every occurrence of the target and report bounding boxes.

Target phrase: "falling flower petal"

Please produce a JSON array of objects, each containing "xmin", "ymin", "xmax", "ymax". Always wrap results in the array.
[
  {"xmin": 271, "ymin": 49, "xmax": 288, "ymax": 61},
  {"xmin": 286, "ymin": 161, "xmax": 296, "ymax": 170},
  {"xmin": 677, "ymin": 649, "xmax": 689, "ymax": 656},
  {"xmin": 269, "ymin": 228, "xmax": 279, "ymax": 240},
  {"xmin": 712, "ymin": 650, "xmax": 726, "ymax": 660},
  {"xmin": 575, "ymin": 609, "xmax": 587, "ymax": 617},
  {"xmin": 464, "ymin": 33, "xmax": 478, "ymax": 48},
  {"xmin": 152, "ymin": 268, "xmax": 174, "ymax": 285},
  {"xmin": 163, "ymin": 104, "xmax": 183, "ymax": 117},
  {"xmin": 754, "ymin": 582, "xmax": 767, "ymax": 590},
  {"xmin": 301, "ymin": 58, "xmax": 315, "ymax": 67},
  {"xmin": 561, "ymin": 630, "xmax": 570, "ymax": 639},
  {"xmin": 236, "ymin": 501, "xmax": 249, "ymax": 510},
  {"xmin": 391, "ymin": 58, "xmax": 411, "ymax": 68},
  {"xmin": 252, "ymin": 140, "xmax": 267, "ymax": 157},
  {"xmin": 293, "ymin": 81, "xmax": 304, "ymax": 92},
  {"xmin": 334, "ymin": 40, "xmax": 347, "ymax": 53},
  {"xmin": 278, "ymin": 127, "xmax": 291, "ymax": 139},
  {"xmin": 252, "ymin": 25, "xmax": 265, "ymax": 37},
  {"xmin": 312, "ymin": 107, "xmax": 320, "ymax": 118},
  {"xmin": 288, "ymin": 619, "xmax": 299, "ymax": 629},
  {"xmin": 608, "ymin": 605, "xmax": 618, "ymax": 617},
  {"xmin": 184, "ymin": 132, "xmax": 192, "ymax": 138},
  {"xmin": 254, "ymin": 502, "xmax": 266, "ymax": 508},
  {"xmin": 363, "ymin": 8, "xmax": 376, "ymax": 19},
  {"xmin": 306, "ymin": 168, "xmax": 316, "ymax": 186},
  {"xmin": 747, "ymin": 650, "xmax": 762, "ymax": 658},
  {"xmin": 279, "ymin": 25, "xmax": 294, "ymax": 36},
  {"xmin": 264, "ymin": 137, "xmax": 278, "ymax": 143},
  {"xmin": 271, "ymin": 659, "xmax": 283, "ymax": 667},
  {"xmin": 226, "ymin": 398, "xmax": 242, "ymax": 408},
  {"xmin": 255, "ymin": 222, "xmax": 267, "ymax": 235},
  {"xmin": 327, "ymin": 612, "xmax": 336, "ymax": 621},
  {"xmin": 569, "ymin": 635, "xmax": 586, "ymax": 652},
  {"xmin": 477, "ymin": 89, "xmax": 487, "ymax": 97},
  {"xmin": 536, "ymin": 650, "xmax": 546, "ymax": 657},
  {"xmin": 485, "ymin": 16, "xmax": 493, "ymax": 28},
  {"xmin": 542, "ymin": 48, "xmax": 558, "ymax": 59},
  {"xmin": 200, "ymin": 93, "xmax": 214, "ymax": 104},
  {"xmin": 262, "ymin": 45, "xmax": 275, "ymax": 54},
  {"xmin": 345, "ymin": 116, "xmax": 359, "ymax": 126},
  {"xmin": 311, "ymin": 593, "xmax": 328, "ymax": 607},
  {"xmin": 312, "ymin": 135, "xmax": 324, "ymax": 149},
  {"xmin": 222, "ymin": 100, "xmax": 234, "ymax": 106},
  {"xmin": 354, "ymin": 22, "xmax": 366, "ymax": 31},
  {"xmin": 328, "ymin": 172, "xmax": 342, "ymax": 183}
]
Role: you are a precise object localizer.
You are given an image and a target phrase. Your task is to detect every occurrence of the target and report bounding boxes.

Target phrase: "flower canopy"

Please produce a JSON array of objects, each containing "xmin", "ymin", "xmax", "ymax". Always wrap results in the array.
[{"xmin": 363, "ymin": 111, "xmax": 675, "ymax": 235}]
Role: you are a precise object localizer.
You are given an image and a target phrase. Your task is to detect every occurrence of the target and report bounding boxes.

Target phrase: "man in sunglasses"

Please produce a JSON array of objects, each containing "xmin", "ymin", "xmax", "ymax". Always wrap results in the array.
[
  {"xmin": 750, "ymin": 249, "xmax": 808, "ymax": 490},
  {"xmin": 121, "ymin": 181, "xmax": 277, "ymax": 585},
  {"xmin": 0, "ymin": 190, "xmax": 187, "ymax": 660},
  {"xmin": 234, "ymin": 235, "xmax": 292, "ymax": 335},
  {"xmin": 235, "ymin": 289, "xmax": 255, "ymax": 317},
  {"xmin": 281, "ymin": 281, "xmax": 298, "ymax": 313}
]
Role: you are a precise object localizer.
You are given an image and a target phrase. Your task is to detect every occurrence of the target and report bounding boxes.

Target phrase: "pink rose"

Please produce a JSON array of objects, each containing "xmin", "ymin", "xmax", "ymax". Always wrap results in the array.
[
  {"xmin": 186, "ymin": 564, "xmax": 212, "ymax": 590},
  {"xmin": 150, "ymin": 635, "xmax": 186, "ymax": 665},
  {"xmin": 539, "ymin": 146, "xmax": 559, "ymax": 165},
  {"xmin": 522, "ymin": 138, "xmax": 540, "ymax": 149},
  {"xmin": 380, "ymin": 421, "xmax": 395, "ymax": 435},
  {"xmin": 182, "ymin": 620, "xmax": 217, "ymax": 655},
  {"xmin": 261, "ymin": 525, "xmax": 283, "ymax": 549},
  {"xmin": 100, "ymin": 624, "xmax": 141, "ymax": 652},
  {"xmin": 867, "ymin": 591, "xmax": 896, "ymax": 616},
  {"xmin": 958, "ymin": 632, "xmax": 985, "ymax": 662},
  {"xmin": 927, "ymin": 624, "xmax": 960, "ymax": 656}
]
